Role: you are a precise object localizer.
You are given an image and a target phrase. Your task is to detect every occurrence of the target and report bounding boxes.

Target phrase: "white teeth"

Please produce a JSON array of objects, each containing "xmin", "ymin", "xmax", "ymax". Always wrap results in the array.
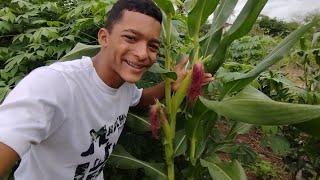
[{"xmin": 126, "ymin": 60, "xmax": 143, "ymax": 69}]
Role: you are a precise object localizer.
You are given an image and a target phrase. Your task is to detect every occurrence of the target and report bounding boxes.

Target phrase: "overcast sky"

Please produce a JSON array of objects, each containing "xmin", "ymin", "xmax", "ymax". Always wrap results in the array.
[{"xmin": 234, "ymin": 0, "xmax": 320, "ymax": 22}]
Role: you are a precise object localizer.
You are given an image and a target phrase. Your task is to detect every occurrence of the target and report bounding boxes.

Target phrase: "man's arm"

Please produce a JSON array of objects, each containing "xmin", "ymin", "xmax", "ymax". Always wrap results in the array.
[
  {"xmin": 136, "ymin": 57, "xmax": 214, "ymax": 108},
  {"xmin": 137, "ymin": 81, "xmax": 165, "ymax": 107},
  {"xmin": 0, "ymin": 142, "xmax": 19, "ymax": 177}
]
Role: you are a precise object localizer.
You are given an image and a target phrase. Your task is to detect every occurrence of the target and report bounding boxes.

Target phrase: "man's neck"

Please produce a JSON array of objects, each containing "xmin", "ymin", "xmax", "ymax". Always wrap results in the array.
[{"xmin": 92, "ymin": 51, "xmax": 124, "ymax": 89}]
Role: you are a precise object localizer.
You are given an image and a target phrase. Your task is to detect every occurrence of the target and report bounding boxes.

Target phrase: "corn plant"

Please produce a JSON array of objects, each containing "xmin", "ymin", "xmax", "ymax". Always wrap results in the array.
[{"xmin": 60, "ymin": 0, "xmax": 320, "ymax": 179}]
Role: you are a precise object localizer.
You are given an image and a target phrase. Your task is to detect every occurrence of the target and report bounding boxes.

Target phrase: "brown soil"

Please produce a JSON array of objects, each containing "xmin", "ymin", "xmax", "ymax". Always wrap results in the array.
[
  {"xmin": 216, "ymin": 120, "xmax": 294, "ymax": 180},
  {"xmin": 273, "ymin": 62, "xmax": 305, "ymax": 88},
  {"xmin": 236, "ymin": 131, "xmax": 293, "ymax": 180}
]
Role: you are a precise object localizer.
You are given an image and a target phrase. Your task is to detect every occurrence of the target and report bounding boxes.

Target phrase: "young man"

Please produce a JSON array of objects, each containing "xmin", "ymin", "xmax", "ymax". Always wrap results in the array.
[{"xmin": 0, "ymin": 0, "xmax": 213, "ymax": 179}]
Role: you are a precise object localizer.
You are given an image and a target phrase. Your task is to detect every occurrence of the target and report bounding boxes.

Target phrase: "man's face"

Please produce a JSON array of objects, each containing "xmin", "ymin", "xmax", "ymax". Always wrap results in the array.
[{"xmin": 105, "ymin": 10, "xmax": 161, "ymax": 84}]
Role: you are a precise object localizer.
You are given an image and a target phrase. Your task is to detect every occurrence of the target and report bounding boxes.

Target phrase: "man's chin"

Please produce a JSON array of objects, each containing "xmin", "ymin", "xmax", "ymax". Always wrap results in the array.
[{"xmin": 122, "ymin": 75, "xmax": 141, "ymax": 84}]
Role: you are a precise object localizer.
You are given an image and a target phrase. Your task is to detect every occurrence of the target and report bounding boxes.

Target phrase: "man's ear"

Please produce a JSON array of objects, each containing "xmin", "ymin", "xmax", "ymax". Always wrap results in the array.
[{"xmin": 98, "ymin": 28, "xmax": 109, "ymax": 47}]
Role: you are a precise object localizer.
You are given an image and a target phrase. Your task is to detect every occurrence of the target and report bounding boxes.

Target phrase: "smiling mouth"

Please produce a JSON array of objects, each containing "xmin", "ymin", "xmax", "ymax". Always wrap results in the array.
[{"xmin": 125, "ymin": 60, "xmax": 146, "ymax": 70}]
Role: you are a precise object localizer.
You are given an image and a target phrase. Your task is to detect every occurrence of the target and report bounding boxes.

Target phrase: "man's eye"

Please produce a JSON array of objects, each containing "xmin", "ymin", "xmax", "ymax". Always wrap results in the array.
[
  {"xmin": 149, "ymin": 44, "xmax": 159, "ymax": 52},
  {"xmin": 124, "ymin": 35, "xmax": 136, "ymax": 42}
]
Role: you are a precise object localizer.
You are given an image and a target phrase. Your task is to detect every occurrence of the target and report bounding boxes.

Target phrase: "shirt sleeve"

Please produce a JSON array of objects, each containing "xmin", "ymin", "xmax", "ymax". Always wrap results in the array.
[
  {"xmin": 0, "ymin": 67, "xmax": 71, "ymax": 158},
  {"xmin": 129, "ymin": 84, "xmax": 143, "ymax": 107}
]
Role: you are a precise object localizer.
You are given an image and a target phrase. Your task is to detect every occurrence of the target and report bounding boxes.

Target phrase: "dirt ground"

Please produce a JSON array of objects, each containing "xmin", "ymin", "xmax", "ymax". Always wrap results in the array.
[
  {"xmin": 273, "ymin": 62, "xmax": 305, "ymax": 88},
  {"xmin": 216, "ymin": 120, "xmax": 293, "ymax": 180}
]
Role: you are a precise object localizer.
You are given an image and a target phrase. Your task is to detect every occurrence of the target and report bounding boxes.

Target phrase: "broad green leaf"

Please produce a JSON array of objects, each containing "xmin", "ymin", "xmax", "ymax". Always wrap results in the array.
[
  {"xmin": 185, "ymin": 100, "xmax": 218, "ymax": 164},
  {"xmin": 220, "ymin": 22, "xmax": 314, "ymax": 97},
  {"xmin": 223, "ymin": 0, "xmax": 267, "ymax": 44},
  {"xmin": 201, "ymin": 28, "xmax": 222, "ymax": 57},
  {"xmin": 0, "ymin": 21, "xmax": 12, "ymax": 32},
  {"xmin": 60, "ymin": 43, "xmax": 101, "ymax": 61},
  {"xmin": 108, "ymin": 145, "xmax": 167, "ymax": 179},
  {"xmin": 200, "ymin": 86, "xmax": 320, "ymax": 125},
  {"xmin": 187, "ymin": 0, "xmax": 219, "ymax": 39},
  {"xmin": 126, "ymin": 112, "xmax": 150, "ymax": 132},
  {"xmin": 227, "ymin": 122, "xmax": 253, "ymax": 139},
  {"xmin": 295, "ymin": 118, "xmax": 320, "ymax": 137},
  {"xmin": 173, "ymin": 129, "xmax": 187, "ymax": 157},
  {"xmin": 154, "ymin": 0, "xmax": 175, "ymax": 16},
  {"xmin": 185, "ymin": 100, "xmax": 217, "ymax": 141},
  {"xmin": 161, "ymin": 13, "xmax": 179, "ymax": 45},
  {"xmin": 209, "ymin": 0, "xmax": 237, "ymax": 36},
  {"xmin": 263, "ymin": 135, "xmax": 290, "ymax": 155},
  {"xmin": 200, "ymin": 159, "xmax": 247, "ymax": 180},
  {"xmin": 205, "ymin": 0, "xmax": 267, "ymax": 73},
  {"xmin": 5, "ymin": 53, "xmax": 33, "ymax": 71},
  {"xmin": 183, "ymin": 0, "xmax": 197, "ymax": 13},
  {"xmin": 148, "ymin": 63, "xmax": 177, "ymax": 80}
]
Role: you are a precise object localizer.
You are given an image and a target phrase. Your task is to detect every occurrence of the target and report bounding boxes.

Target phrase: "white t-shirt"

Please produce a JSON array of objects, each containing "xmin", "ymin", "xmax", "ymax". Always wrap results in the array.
[{"xmin": 0, "ymin": 56, "xmax": 143, "ymax": 180}]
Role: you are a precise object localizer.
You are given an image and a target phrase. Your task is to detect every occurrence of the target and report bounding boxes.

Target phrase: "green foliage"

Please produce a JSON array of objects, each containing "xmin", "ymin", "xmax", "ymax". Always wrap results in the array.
[
  {"xmin": 249, "ymin": 159, "xmax": 279, "ymax": 179},
  {"xmin": 200, "ymin": 86, "xmax": 320, "ymax": 126},
  {"xmin": 200, "ymin": 158, "xmax": 247, "ymax": 180},
  {"xmin": 2, "ymin": 0, "xmax": 319, "ymax": 179},
  {"xmin": 227, "ymin": 36, "xmax": 277, "ymax": 65},
  {"xmin": 0, "ymin": 0, "xmax": 114, "ymax": 102},
  {"xmin": 107, "ymin": 145, "xmax": 167, "ymax": 179},
  {"xmin": 258, "ymin": 70, "xmax": 297, "ymax": 102},
  {"xmin": 257, "ymin": 15, "xmax": 299, "ymax": 38}
]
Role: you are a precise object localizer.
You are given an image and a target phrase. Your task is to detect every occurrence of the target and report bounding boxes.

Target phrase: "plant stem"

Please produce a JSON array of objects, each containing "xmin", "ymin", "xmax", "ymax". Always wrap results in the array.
[
  {"xmin": 164, "ymin": 16, "xmax": 173, "ymax": 117},
  {"xmin": 164, "ymin": 137, "xmax": 174, "ymax": 180},
  {"xmin": 190, "ymin": 137, "xmax": 196, "ymax": 162},
  {"xmin": 162, "ymin": 14, "xmax": 177, "ymax": 180}
]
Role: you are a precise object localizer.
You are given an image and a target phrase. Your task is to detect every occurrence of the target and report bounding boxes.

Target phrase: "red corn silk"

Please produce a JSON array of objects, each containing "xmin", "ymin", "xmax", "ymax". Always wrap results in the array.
[
  {"xmin": 187, "ymin": 62, "xmax": 204, "ymax": 103},
  {"xmin": 149, "ymin": 105, "xmax": 160, "ymax": 139}
]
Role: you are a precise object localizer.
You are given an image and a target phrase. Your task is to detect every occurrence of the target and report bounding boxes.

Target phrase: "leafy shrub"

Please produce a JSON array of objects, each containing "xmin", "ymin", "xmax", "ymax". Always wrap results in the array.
[
  {"xmin": 227, "ymin": 35, "xmax": 277, "ymax": 65},
  {"xmin": 0, "ymin": 0, "xmax": 114, "ymax": 102}
]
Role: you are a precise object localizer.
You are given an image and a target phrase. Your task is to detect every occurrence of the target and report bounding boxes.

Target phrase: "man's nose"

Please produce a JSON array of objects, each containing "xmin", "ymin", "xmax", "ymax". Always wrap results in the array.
[{"xmin": 133, "ymin": 42, "xmax": 148, "ymax": 61}]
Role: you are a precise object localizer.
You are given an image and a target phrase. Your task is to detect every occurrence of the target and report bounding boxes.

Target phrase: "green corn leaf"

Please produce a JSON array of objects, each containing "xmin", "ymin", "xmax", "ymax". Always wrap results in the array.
[
  {"xmin": 183, "ymin": 0, "xmax": 197, "ymax": 13},
  {"xmin": 154, "ymin": 0, "xmax": 175, "ymax": 16},
  {"xmin": 108, "ymin": 145, "xmax": 167, "ymax": 179},
  {"xmin": 173, "ymin": 129, "xmax": 187, "ymax": 157},
  {"xmin": 200, "ymin": 159, "xmax": 247, "ymax": 180},
  {"xmin": 223, "ymin": 0, "xmax": 267, "ymax": 44},
  {"xmin": 185, "ymin": 100, "xmax": 217, "ymax": 142},
  {"xmin": 200, "ymin": 86, "xmax": 320, "ymax": 126},
  {"xmin": 201, "ymin": 27, "xmax": 223, "ymax": 57},
  {"xmin": 60, "ymin": 42, "xmax": 101, "ymax": 61},
  {"xmin": 295, "ymin": 119, "xmax": 320, "ymax": 137},
  {"xmin": 209, "ymin": 0, "xmax": 237, "ymax": 37},
  {"xmin": 185, "ymin": 100, "xmax": 218, "ymax": 164},
  {"xmin": 126, "ymin": 112, "xmax": 150, "ymax": 133},
  {"xmin": 205, "ymin": 0, "xmax": 267, "ymax": 73},
  {"xmin": 220, "ymin": 22, "xmax": 314, "ymax": 97},
  {"xmin": 187, "ymin": 0, "xmax": 219, "ymax": 39},
  {"xmin": 148, "ymin": 63, "xmax": 177, "ymax": 80}
]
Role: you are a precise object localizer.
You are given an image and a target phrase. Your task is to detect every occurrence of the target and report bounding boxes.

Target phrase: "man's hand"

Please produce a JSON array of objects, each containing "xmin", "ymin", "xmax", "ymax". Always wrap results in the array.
[
  {"xmin": 171, "ymin": 56, "xmax": 214, "ymax": 92},
  {"xmin": 136, "ymin": 56, "xmax": 214, "ymax": 108},
  {"xmin": 0, "ymin": 142, "xmax": 19, "ymax": 177}
]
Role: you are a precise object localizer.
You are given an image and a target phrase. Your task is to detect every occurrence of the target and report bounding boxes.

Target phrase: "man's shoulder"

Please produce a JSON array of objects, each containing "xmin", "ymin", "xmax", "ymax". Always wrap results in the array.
[{"xmin": 47, "ymin": 56, "xmax": 93, "ymax": 74}]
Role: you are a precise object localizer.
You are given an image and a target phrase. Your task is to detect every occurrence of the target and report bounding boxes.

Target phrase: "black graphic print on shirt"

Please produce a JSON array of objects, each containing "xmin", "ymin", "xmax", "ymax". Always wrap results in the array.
[{"xmin": 74, "ymin": 114, "xmax": 126, "ymax": 180}]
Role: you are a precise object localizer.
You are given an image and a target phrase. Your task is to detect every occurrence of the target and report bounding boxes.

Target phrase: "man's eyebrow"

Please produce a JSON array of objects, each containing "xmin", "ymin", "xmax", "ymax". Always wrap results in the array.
[{"xmin": 123, "ymin": 29, "xmax": 161, "ymax": 45}]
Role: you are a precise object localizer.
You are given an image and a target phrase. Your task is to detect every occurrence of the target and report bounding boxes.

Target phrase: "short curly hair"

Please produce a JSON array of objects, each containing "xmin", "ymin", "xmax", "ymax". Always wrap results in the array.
[{"xmin": 105, "ymin": 0, "xmax": 162, "ymax": 31}]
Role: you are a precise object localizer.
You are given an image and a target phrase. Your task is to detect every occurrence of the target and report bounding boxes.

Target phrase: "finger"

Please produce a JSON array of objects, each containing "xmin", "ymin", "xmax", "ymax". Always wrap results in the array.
[
  {"xmin": 202, "ymin": 77, "xmax": 214, "ymax": 83},
  {"xmin": 201, "ymin": 78, "xmax": 214, "ymax": 85},
  {"xmin": 204, "ymin": 73, "xmax": 213, "ymax": 78}
]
